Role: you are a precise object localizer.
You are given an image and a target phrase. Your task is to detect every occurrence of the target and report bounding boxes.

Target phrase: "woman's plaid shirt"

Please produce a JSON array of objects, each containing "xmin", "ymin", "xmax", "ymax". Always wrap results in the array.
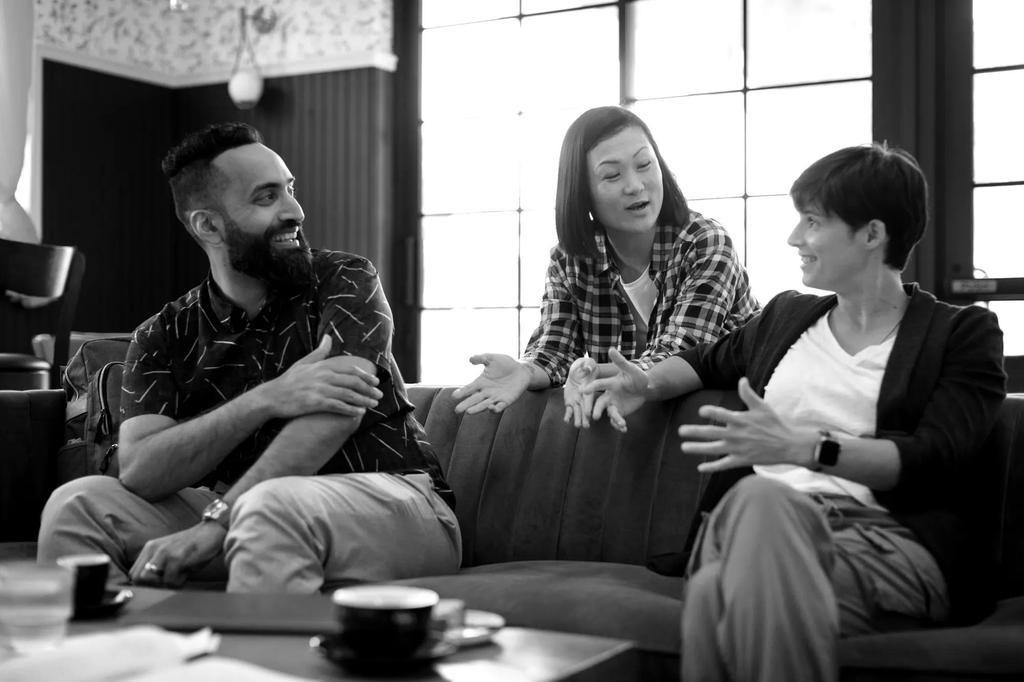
[{"xmin": 522, "ymin": 212, "xmax": 760, "ymax": 386}]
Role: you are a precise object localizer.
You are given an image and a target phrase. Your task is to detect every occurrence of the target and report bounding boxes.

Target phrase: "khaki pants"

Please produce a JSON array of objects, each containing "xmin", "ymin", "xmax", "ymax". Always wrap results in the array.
[
  {"xmin": 681, "ymin": 476, "xmax": 948, "ymax": 682},
  {"xmin": 37, "ymin": 472, "xmax": 462, "ymax": 593}
]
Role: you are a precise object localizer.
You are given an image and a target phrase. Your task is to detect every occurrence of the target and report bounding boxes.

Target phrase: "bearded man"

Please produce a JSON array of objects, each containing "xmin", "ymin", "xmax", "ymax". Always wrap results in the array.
[{"xmin": 37, "ymin": 123, "xmax": 461, "ymax": 592}]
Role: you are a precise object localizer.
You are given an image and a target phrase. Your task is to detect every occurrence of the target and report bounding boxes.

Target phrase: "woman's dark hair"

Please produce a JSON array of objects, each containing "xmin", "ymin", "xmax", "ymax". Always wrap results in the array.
[
  {"xmin": 790, "ymin": 143, "xmax": 928, "ymax": 270},
  {"xmin": 161, "ymin": 122, "xmax": 263, "ymax": 229},
  {"xmin": 555, "ymin": 106, "xmax": 689, "ymax": 258}
]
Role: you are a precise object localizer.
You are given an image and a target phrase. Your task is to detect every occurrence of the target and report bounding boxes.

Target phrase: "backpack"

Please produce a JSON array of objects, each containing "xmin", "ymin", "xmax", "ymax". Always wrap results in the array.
[{"xmin": 58, "ymin": 337, "xmax": 132, "ymax": 484}]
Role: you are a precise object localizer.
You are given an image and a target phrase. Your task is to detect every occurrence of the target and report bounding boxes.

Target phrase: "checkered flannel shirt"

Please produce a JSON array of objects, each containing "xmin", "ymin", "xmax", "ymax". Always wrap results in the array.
[{"xmin": 521, "ymin": 212, "xmax": 761, "ymax": 387}]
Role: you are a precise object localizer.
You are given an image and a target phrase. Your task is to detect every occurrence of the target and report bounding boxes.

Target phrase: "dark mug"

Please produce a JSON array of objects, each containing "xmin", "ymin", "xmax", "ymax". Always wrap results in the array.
[
  {"xmin": 56, "ymin": 553, "xmax": 110, "ymax": 615},
  {"xmin": 331, "ymin": 585, "xmax": 439, "ymax": 659}
]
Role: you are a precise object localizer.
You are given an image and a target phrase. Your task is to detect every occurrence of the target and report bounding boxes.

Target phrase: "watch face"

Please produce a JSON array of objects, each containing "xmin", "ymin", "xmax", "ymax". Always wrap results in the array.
[{"xmin": 818, "ymin": 439, "xmax": 841, "ymax": 466}]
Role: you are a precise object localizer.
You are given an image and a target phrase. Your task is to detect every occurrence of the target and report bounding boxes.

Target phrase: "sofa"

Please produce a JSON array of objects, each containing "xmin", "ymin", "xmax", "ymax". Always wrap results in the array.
[{"xmin": 2, "ymin": 385, "xmax": 1023, "ymax": 681}]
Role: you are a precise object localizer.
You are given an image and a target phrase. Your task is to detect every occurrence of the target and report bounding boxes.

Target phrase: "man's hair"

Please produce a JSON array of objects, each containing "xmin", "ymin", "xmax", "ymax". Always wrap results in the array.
[
  {"xmin": 161, "ymin": 122, "xmax": 263, "ymax": 230},
  {"xmin": 790, "ymin": 142, "xmax": 928, "ymax": 270},
  {"xmin": 555, "ymin": 106, "xmax": 689, "ymax": 259}
]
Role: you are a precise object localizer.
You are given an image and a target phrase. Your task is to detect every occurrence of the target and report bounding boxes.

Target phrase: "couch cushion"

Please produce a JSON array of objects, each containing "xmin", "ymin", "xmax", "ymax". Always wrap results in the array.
[
  {"xmin": 407, "ymin": 385, "xmax": 743, "ymax": 570},
  {"xmin": 395, "ymin": 560, "xmax": 684, "ymax": 654},
  {"xmin": 838, "ymin": 596, "xmax": 1024, "ymax": 679}
]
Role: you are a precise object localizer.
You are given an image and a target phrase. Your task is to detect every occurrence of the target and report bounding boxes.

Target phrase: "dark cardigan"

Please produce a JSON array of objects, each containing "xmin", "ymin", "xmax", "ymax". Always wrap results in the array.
[{"xmin": 678, "ymin": 284, "xmax": 1007, "ymax": 623}]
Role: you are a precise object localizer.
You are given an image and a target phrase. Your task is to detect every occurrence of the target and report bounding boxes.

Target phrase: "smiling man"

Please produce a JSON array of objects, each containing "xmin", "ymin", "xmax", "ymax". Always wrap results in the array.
[{"xmin": 37, "ymin": 123, "xmax": 461, "ymax": 592}]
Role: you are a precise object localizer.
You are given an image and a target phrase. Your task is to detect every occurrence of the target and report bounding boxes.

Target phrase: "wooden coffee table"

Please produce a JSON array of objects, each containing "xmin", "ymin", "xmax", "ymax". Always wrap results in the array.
[{"xmin": 72, "ymin": 588, "xmax": 639, "ymax": 681}]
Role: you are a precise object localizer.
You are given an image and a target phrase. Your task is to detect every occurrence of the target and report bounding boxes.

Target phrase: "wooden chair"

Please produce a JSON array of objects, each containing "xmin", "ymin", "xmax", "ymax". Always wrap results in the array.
[{"xmin": 0, "ymin": 238, "xmax": 86, "ymax": 389}]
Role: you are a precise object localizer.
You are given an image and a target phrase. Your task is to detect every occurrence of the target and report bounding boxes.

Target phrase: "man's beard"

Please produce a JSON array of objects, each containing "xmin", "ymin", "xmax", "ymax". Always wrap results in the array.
[{"xmin": 223, "ymin": 218, "xmax": 314, "ymax": 293}]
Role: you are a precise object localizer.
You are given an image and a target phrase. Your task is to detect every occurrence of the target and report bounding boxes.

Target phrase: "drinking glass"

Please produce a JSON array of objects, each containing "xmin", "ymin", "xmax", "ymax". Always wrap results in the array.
[{"xmin": 0, "ymin": 560, "xmax": 73, "ymax": 654}]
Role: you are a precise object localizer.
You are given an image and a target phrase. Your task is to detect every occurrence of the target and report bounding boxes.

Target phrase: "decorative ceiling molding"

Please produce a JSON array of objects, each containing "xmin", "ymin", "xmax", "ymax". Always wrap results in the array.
[{"xmin": 35, "ymin": 0, "xmax": 395, "ymax": 85}]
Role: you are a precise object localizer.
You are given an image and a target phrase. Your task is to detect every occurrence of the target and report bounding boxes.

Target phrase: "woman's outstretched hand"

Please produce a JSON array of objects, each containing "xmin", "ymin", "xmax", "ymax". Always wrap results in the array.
[
  {"xmin": 584, "ymin": 348, "xmax": 649, "ymax": 433},
  {"xmin": 452, "ymin": 353, "xmax": 531, "ymax": 415},
  {"xmin": 563, "ymin": 356, "xmax": 598, "ymax": 427}
]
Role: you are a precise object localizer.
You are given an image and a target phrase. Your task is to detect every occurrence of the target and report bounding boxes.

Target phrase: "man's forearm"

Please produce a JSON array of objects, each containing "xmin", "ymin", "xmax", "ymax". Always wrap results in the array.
[
  {"xmin": 222, "ymin": 412, "xmax": 359, "ymax": 507},
  {"xmin": 120, "ymin": 386, "xmax": 274, "ymax": 500}
]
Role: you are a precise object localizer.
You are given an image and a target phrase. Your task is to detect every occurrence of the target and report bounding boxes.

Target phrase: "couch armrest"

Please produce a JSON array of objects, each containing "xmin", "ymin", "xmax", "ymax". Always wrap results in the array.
[{"xmin": 0, "ymin": 389, "xmax": 66, "ymax": 541}]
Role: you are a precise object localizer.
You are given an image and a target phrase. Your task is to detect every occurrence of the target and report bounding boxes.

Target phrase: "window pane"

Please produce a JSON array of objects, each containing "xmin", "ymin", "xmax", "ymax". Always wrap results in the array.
[
  {"xmin": 986, "ymin": 302, "xmax": 1024, "ymax": 356},
  {"xmin": 422, "ymin": 116, "xmax": 520, "ymax": 214},
  {"xmin": 633, "ymin": 93, "xmax": 745, "ymax": 200},
  {"xmin": 521, "ymin": 8, "xmax": 619, "ymax": 111},
  {"xmin": 630, "ymin": 0, "xmax": 743, "ymax": 98},
  {"xmin": 422, "ymin": 0, "xmax": 518, "ymax": 28},
  {"xmin": 974, "ymin": 71, "xmax": 1024, "ymax": 184},
  {"xmin": 687, "ymin": 198, "xmax": 746, "ymax": 265},
  {"xmin": 420, "ymin": 309, "xmax": 521, "ymax": 384},
  {"xmin": 747, "ymin": 0, "xmax": 871, "ymax": 88},
  {"xmin": 745, "ymin": 195, "xmax": 813, "ymax": 303},
  {"xmin": 522, "ymin": 0, "xmax": 609, "ymax": 12},
  {"xmin": 973, "ymin": 185, "xmax": 1024, "ymax": 279},
  {"xmin": 974, "ymin": 0, "xmax": 1024, "ymax": 69},
  {"xmin": 521, "ymin": 307, "xmax": 542, "ymax": 355},
  {"xmin": 520, "ymin": 109, "xmax": 580, "ymax": 210},
  {"xmin": 422, "ymin": 213, "xmax": 520, "ymax": 308},
  {"xmin": 747, "ymin": 81, "xmax": 872, "ymax": 196},
  {"xmin": 520, "ymin": 210, "xmax": 558, "ymax": 308},
  {"xmin": 422, "ymin": 20, "xmax": 519, "ymax": 119}
]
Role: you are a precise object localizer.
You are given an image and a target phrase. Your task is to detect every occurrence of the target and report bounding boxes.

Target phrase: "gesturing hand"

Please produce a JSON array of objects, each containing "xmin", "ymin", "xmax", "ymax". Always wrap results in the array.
[
  {"xmin": 563, "ymin": 356, "xmax": 598, "ymax": 427},
  {"xmin": 129, "ymin": 523, "xmax": 225, "ymax": 588},
  {"xmin": 452, "ymin": 354, "xmax": 532, "ymax": 415},
  {"xmin": 585, "ymin": 348, "xmax": 648, "ymax": 433},
  {"xmin": 677, "ymin": 377, "xmax": 816, "ymax": 472},
  {"xmin": 266, "ymin": 336, "xmax": 383, "ymax": 419}
]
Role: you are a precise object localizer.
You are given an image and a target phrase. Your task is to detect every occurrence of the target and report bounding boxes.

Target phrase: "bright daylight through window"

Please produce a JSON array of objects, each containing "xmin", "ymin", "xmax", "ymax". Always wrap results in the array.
[{"xmin": 418, "ymin": 0, "xmax": 872, "ymax": 383}]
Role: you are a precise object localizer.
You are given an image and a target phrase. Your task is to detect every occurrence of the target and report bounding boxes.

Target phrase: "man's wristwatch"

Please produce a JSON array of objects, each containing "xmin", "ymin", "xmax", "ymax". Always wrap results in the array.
[
  {"xmin": 200, "ymin": 498, "xmax": 231, "ymax": 529},
  {"xmin": 812, "ymin": 429, "xmax": 841, "ymax": 470}
]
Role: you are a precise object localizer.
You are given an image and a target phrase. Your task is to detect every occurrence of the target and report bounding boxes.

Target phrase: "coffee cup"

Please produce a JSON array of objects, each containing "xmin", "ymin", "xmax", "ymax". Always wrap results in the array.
[
  {"xmin": 56, "ymin": 553, "xmax": 110, "ymax": 615},
  {"xmin": 331, "ymin": 585, "xmax": 439, "ymax": 659},
  {"xmin": 0, "ymin": 560, "xmax": 74, "ymax": 653}
]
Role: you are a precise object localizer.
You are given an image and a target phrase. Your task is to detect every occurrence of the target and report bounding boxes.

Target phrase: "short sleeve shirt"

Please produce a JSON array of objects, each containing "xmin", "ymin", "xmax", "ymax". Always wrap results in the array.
[{"xmin": 121, "ymin": 249, "xmax": 452, "ymax": 506}]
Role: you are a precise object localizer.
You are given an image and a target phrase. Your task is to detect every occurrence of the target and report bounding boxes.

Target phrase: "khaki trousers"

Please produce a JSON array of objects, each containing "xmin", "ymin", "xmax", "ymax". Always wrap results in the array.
[
  {"xmin": 37, "ymin": 472, "xmax": 462, "ymax": 593},
  {"xmin": 681, "ymin": 476, "xmax": 948, "ymax": 682}
]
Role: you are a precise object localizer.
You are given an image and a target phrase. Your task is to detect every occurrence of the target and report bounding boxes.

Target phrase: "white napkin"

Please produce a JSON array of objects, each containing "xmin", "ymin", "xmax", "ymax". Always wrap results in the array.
[{"xmin": 0, "ymin": 625, "xmax": 220, "ymax": 682}]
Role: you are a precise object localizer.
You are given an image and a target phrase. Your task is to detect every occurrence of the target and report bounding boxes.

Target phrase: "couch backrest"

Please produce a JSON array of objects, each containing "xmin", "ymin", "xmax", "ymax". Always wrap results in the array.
[
  {"xmin": 408, "ymin": 386, "xmax": 742, "ymax": 569},
  {"xmin": 983, "ymin": 394, "xmax": 1024, "ymax": 598},
  {"xmin": 408, "ymin": 387, "xmax": 1024, "ymax": 599}
]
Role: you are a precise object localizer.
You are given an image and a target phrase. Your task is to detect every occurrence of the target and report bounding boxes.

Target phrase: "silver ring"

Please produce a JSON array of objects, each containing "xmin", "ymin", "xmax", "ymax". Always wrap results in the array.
[{"xmin": 143, "ymin": 561, "xmax": 163, "ymax": 575}]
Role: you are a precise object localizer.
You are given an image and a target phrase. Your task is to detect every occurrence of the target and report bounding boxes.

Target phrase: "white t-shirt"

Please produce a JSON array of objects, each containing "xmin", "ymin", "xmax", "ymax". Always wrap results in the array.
[
  {"xmin": 622, "ymin": 265, "xmax": 657, "ymax": 330},
  {"xmin": 755, "ymin": 313, "xmax": 896, "ymax": 509}
]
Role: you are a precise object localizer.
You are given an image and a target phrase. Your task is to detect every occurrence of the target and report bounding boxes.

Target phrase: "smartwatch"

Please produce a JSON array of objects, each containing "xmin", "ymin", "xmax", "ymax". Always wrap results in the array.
[
  {"xmin": 813, "ymin": 429, "xmax": 841, "ymax": 468},
  {"xmin": 201, "ymin": 498, "xmax": 231, "ymax": 529}
]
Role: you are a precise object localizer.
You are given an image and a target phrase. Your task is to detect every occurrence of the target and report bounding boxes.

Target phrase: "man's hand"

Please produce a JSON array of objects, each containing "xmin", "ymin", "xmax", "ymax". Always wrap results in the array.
[
  {"xmin": 262, "ymin": 336, "xmax": 382, "ymax": 419},
  {"xmin": 677, "ymin": 377, "xmax": 818, "ymax": 473},
  {"xmin": 585, "ymin": 349, "xmax": 649, "ymax": 433},
  {"xmin": 563, "ymin": 356, "xmax": 598, "ymax": 427},
  {"xmin": 452, "ymin": 354, "xmax": 531, "ymax": 414},
  {"xmin": 129, "ymin": 522, "xmax": 226, "ymax": 588}
]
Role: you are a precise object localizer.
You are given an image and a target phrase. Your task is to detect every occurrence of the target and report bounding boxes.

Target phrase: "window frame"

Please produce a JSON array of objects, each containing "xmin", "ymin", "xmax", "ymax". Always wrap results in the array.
[{"xmin": 396, "ymin": 0, "xmax": 979, "ymax": 381}]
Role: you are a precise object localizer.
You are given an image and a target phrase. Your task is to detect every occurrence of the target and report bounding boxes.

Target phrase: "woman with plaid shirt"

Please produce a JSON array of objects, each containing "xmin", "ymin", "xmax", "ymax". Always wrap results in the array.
[{"xmin": 453, "ymin": 106, "xmax": 760, "ymax": 423}]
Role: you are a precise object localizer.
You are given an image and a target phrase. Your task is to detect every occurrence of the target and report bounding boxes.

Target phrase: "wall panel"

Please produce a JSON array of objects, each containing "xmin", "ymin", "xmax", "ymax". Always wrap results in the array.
[{"xmin": 17, "ymin": 62, "xmax": 405, "ymax": 370}]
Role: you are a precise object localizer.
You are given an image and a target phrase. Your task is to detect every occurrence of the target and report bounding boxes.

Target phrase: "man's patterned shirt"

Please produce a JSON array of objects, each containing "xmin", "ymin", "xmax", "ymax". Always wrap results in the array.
[
  {"xmin": 522, "ymin": 212, "xmax": 761, "ymax": 386},
  {"xmin": 121, "ymin": 249, "xmax": 452, "ymax": 506}
]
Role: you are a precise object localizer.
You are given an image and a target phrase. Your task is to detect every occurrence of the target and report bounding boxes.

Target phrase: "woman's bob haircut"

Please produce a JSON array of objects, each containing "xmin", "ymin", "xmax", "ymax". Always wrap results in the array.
[{"xmin": 555, "ymin": 106, "xmax": 689, "ymax": 259}]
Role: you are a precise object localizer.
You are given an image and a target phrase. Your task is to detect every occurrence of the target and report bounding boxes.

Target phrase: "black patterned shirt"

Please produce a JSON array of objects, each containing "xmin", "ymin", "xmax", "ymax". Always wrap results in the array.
[
  {"xmin": 121, "ymin": 249, "xmax": 453, "ymax": 506},
  {"xmin": 522, "ymin": 212, "xmax": 761, "ymax": 386}
]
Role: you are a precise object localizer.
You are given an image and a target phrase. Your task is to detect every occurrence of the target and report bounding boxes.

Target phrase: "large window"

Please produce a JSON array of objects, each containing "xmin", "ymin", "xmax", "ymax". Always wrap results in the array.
[
  {"xmin": 971, "ymin": 0, "xmax": 1024, "ymax": 354},
  {"xmin": 418, "ymin": 0, "xmax": 871, "ymax": 383}
]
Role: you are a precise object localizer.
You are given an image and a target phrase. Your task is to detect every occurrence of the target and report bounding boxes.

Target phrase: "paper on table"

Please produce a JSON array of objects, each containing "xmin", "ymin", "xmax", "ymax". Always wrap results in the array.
[
  {"xmin": 123, "ymin": 656, "xmax": 316, "ymax": 682},
  {"xmin": 0, "ymin": 625, "xmax": 220, "ymax": 682}
]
